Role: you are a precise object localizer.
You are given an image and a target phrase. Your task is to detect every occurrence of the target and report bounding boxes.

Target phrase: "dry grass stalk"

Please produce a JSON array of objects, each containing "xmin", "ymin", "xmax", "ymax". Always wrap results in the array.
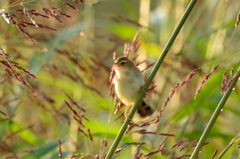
[
  {"xmin": 159, "ymin": 133, "xmax": 175, "ymax": 137},
  {"xmin": 20, "ymin": 20, "xmax": 58, "ymax": 32},
  {"xmin": 114, "ymin": 112, "xmax": 124, "ymax": 121},
  {"xmin": 124, "ymin": 43, "xmax": 131, "ymax": 57},
  {"xmin": 141, "ymin": 62, "xmax": 155, "ymax": 72},
  {"xmin": 134, "ymin": 153, "xmax": 143, "ymax": 159},
  {"xmin": 230, "ymin": 65, "xmax": 234, "ymax": 77},
  {"xmin": 135, "ymin": 60, "xmax": 146, "ymax": 66},
  {"xmin": 77, "ymin": 127, "xmax": 87, "ymax": 136},
  {"xmin": 125, "ymin": 120, "xmax": 153, "ymax": 134},
  {"xmin": 0, "ymin": 111, "xmax": 9, "ymax": 119},
  {"xmin": 64, "ymin": 93, "xmax": 86, "ymax": 112},
  {"xmin": 125, "ymin": 122, "xmax": 137, "ymax": 134},
  {"xmin": 23, "ymin": 9, "xmax": 39, "ymax": 27},
  {"xmin": 134, "ymin": 129, "xmax": 156, "ymax": 134},
  {"xmin": 195, "ymin": 64, "xmax": 219, "ymax": 98},
  {"xmin": 79, "ymin": 113, "xmax": 89, "ymax": 121},
  {"xmin": 211, "ymin": 149, "xmax": 218, "ymax": 159},
  {"xmin": 158, "ymin": 136, "xmax": 168, "ymax": 150},
  {"xmin": 110, "ymin": 16, "xmax": 122, "ymax": 24},
  {"xmin": 180, "ymin": 146, "xmax": 186, "ymax": 151},
  {"xmin": 15, "ymin": 21, "xmax": 39, "ymax": 49},
  {"xmin": 144, "ymin": 148, "xmax": 165, "ymax": 157},
  {"xmin": 190, "ymin": 141, "xmax": 210, "ymax": 148},
  {"xmin": 1, "ymin": 12, "xmax": 10, "ymax": 24},
  {"xmin": 99, "ymin": 139, "xmax": 106, "ymax": 158},
  {"xmin": 224, "ymin": 72, "xmax": 239, "ymax": 93},
  {"xmin": 4, "ymin": 68, "xmax": 13, "ymax": 77},
  {"xmin": 132, "ymin": 54, "xmax": 140, "ymax": 61},
  {"xmin": 131, "ymin": 31, "xmax": 141, "ymax": 53},
  {"xmin": 58, "ymin": 11, "xmax": 74, "ymax": 20},
  {"xmin": 64, "ymin": 3, "xmax": 79, "ymax": 11},
  {"xmin": 73, "ymin": 0, "xmax": 86, "ymax": 3},
  {"xmin": 114, "ymin": 148, "xmax": 123, "ymax": 153},
  {"xmin": 134, "ymin": 141, "xmax": 145, "ymax": 158},
  {"xmin": 113, "ymin": 52, "xmax": 117, "ymax": 61},
  {"xmin": 171, "ymin": 138, "xmax": 188, "ymax": 149},
  {"xmin": 221, "ymin": 70, "xmax": 228, "ymax": 95},
  {"xmin": 88, "ymin": 128, "xmax": 93, "ymax": 141},
  {"xmin": 16, "ymin": 9, "xmax": 37, "ymax": 13},
  {"xmin": 43, "ymin": 7, "xmax": 63, "ymax": 23},
  {"xmin": 73, "ymin": 115, "xmax": 84, "ymax": 127},
  {"xmin": 177, "ymin": 68, "xmax": 199, "ymax": 91},
  {"xmin": 125, "ymin": 142, "xmax": 144, "ymax": 145},
  {"xmin": 154, "ymin": 83, "xmax": 180, "ymax": 129},
  {"xmin": 57, "ymin": 138, "xmax": 62, "ymax": 159},
  {"xmin": 0, "ymin": 60, "xmax": 12, "ymax": 69},
  {"xmin": 42, "ymin": 7, "xmax": 50, "ymax": 15},
  {"xmin": 123, "ymin": 31, "xmax": 142, "ymax": 57},
  {"xmin": 11, "ymin": 62, "xmax": 38, "ymax": 79},
  {"xmin": 8, "ymin": 14, "xmax": 17, "ymax": 26},
  {"xmin": 64, "ymin": 97, "xmax": 89, "ymax": 132},
  {"xmin": 64, "ymin": 100, "xmax": 79, "ymax": 117},
  {"xmin": 138, "ymin": 121, "xmax": 151, "ymax": 127},
  {"xmin": 235, "ymin": 11, "xmax": 240, "ymax": 29},
  {"xmin": 16, "ymin": 9, "xmax": 48, "ymax": 18},
  {"xmin": 30, "ymin": 12, "xmax": 49, "ymax": 18},
  {"xmin": 1, "ymin": 12, "xmax": 37, "ymax": 47},
  {"xmin": 0, "ymin": 47, "xmax": 37, "ymax": 96},
  {"xmin": 114, "ymin": 102, "xmax": 124, "ymax": 115},
  {"xmin": 169, "ymin": 83, "xmax": 180, "ymax": 99},
  {"xmin": 190, "ymin": 139, "xmax": 198, "ymax": 146}
]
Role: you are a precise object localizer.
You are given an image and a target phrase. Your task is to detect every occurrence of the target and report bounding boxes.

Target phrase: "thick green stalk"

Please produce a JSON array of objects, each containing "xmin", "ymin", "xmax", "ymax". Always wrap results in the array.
[
  {"xmin": 190, "ymin": 67, "xmax": 240, "ymax": 159},
  {"xmin": 105, "ymin": 0, "xmax": 198, "ymax": 158}
]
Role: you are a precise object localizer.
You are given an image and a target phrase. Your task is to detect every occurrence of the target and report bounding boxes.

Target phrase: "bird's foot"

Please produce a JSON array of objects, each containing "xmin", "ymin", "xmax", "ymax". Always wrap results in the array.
[{"xmin": 124, "ymin": 113, "xmax": 133, "ymax": 122}]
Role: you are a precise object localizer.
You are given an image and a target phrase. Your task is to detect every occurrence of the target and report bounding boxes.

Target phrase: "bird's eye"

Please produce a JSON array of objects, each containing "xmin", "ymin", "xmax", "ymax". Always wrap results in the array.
[{"xmin": 121, "ymin": 62, "xmax": 125, "ymax": 65}]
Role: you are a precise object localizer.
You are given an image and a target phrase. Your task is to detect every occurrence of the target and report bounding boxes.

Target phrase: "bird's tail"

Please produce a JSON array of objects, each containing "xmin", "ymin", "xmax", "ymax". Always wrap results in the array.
[{"xmin": 137, "ymin": 100, "xmax": 154, "ymax": 118}]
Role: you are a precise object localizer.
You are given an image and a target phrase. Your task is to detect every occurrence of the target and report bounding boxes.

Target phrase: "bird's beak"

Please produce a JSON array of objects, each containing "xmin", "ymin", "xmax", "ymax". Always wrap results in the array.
[{"xmin": 114, "ymin": 63, "xmax": 121, "ymax": 68}]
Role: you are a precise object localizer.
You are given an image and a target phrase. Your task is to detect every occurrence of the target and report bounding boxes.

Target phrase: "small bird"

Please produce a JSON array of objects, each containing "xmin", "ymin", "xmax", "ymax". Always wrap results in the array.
[{"xmin": 113, "ymin": 56, "xmax": 154, "ymax": 119}]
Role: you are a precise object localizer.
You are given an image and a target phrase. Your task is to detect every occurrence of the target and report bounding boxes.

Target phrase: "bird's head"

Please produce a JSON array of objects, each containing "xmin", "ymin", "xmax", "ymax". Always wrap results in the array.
[{"xmin": 114, "ymin": 56, "xmax": 135, "ymax": 70}]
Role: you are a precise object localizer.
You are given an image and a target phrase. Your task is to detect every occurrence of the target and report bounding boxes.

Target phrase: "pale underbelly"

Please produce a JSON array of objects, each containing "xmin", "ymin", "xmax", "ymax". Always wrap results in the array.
[{"xmin": 115, "ymin": 80, "xmax": 140, "ymax": 106}]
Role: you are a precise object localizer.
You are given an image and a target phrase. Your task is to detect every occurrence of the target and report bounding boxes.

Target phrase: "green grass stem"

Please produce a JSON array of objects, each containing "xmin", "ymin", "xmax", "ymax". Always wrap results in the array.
[
  {"xmin": 105, "ymin": 0, "xmax": 198, "ymax": 158},
  {"xmin": 190, "ymin": 67, "xmax": 240, "ymax": 159}
]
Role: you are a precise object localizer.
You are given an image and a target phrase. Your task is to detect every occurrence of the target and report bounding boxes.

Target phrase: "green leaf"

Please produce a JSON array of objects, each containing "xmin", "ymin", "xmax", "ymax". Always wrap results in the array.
[
  {"xmin": 187, "ymin": 20, "xmax": 236, "ymax": 43},
  {"xmin": 21, "ymin": 138, "xmax": 68, "ymax": 159},
  {"xmin": 171, "ymin": 69, "xmax": 223, "ymax": 123},
  {"xmin": 216, "ymin": 133, "xmax": 240, "ymax": 159},
  {"xmin": 171, "ymin": 63, "xmax": 240, "ymax": 123}
]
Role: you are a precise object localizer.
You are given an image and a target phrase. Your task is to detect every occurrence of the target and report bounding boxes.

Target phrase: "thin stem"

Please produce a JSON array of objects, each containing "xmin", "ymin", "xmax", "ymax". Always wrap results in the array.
[
  {"xmin": 190, "ymin": 66, "xmax": 240, "ymax": 159},
  {"xmin": 217, "ymin": 141, "xmax": 234, "ymax": 159},
  {"xmin": 105, "ymin": 0, "xmax": 198, "ymax": 158}
]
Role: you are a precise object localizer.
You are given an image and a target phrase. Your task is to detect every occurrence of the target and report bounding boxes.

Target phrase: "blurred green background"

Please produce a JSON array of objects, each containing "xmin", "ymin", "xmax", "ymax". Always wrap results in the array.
[{"xmin": 0, "ymin": 0, "xmax": 240, "ymax": 158}]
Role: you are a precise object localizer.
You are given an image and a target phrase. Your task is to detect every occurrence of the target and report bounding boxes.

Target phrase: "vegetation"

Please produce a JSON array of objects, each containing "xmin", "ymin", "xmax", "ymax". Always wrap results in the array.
[{"xmin": 0, "ymin": 0, "xmax": 239, "ymax": 159}]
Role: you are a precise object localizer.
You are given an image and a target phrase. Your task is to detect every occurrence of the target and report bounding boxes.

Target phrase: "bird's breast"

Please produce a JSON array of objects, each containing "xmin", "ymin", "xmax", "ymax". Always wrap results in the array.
[{"xmin": 114, "ymin": 72, "xmax": 143, "ymax": 106}]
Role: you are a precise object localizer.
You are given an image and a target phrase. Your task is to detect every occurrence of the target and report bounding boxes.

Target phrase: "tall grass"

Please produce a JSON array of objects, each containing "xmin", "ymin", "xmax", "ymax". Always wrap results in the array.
[{"xmin": 0, "ymin": 0, "xmax": 239, "ymax": 159}]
